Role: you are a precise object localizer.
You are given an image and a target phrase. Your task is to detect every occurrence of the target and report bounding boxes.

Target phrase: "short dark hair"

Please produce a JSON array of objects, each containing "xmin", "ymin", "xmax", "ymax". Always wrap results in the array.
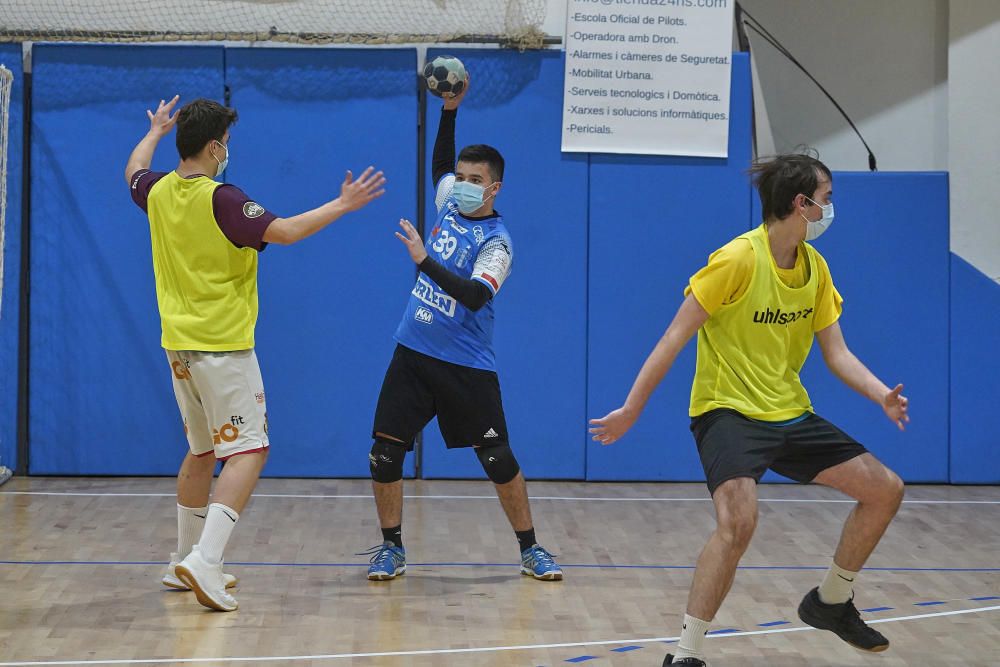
[
  {"xmin": 457, "ymin": 144, "xmax": 504, "ymax": 182},
  {"xmin": 175, "ymin": 99, "xmax": 238, "ymax": 160},
  {"xmin": 748, "ymin": 151, "xmax": 832, "ymax": 221}
]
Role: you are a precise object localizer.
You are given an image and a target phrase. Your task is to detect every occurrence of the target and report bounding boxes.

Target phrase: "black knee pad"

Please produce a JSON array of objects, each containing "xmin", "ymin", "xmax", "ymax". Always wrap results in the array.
[
  {"xmin": 476, "ymin": 444, "xmax": 520, "ymax": 485},
  {"xmin": 369, "ymin": 438, "xmax": 406, "ymax": 483}
]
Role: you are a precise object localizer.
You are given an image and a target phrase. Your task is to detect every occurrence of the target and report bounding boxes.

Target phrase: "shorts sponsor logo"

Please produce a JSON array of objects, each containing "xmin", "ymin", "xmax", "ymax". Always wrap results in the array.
[
  {"xmin": 255, "ymin": 391, "xmax": 265, "ymax": 405},
  {"xmin": 243, "ymin": 201, "xmax": 265, "ymax": 219},
  {"xmin": 412, "ymin": 276, "xmax": 456, "ymax": 317},
  {"xmin": 171, "ymin": 360, "xmax": 191, "ymax": 380},
  {"xmin": 414, "ymin": 307, "xmax": 434, "ymax": 324},
  {"xmin": 213, "ymin": 416, "xmax": 245, "ymax": 445},
  {"xmin": 752, "ymin": 306, "xmax": 814, "ymax": 325},
  {"xmin": 484, "ymin": 428, "xmax": 500, "ymax": 439}
]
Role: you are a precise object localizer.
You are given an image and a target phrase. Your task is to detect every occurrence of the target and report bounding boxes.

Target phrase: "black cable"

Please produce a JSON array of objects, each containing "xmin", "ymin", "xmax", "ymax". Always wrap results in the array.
[{"xmin": 736, "ymin": 4, "xmax": 877, "ymax": 171}]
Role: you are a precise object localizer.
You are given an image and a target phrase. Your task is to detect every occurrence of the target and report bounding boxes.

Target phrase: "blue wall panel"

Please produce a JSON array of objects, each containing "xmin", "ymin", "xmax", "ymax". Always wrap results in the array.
[
  {"xmin": 225, "ymin": 47, "xmax": 417, "ymax": 477},
  {"xmin": 949, "ymin": 253, "xmax": 1000, "ymax": 483},
  {"xmin": 0, "ymin": 45, "xmax": 23, "ymax": 472},
  {"xmin": 776, "ymin": 173, "xmax": 950, "ymax": 483},
  {"xmin": 419, "ymin": 49, "xmax": 589, "ymax": 479},
  {"xmin": 29, "ymin": 45, "xmax": 225, "ymax": 474},
  {"xmin": 585, "ymin": 53, "xmax": 753, "ymax": 481}
]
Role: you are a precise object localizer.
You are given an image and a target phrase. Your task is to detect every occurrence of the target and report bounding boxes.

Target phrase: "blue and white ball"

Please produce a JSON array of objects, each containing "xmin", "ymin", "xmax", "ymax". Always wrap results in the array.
[{"xmin": 423, "ymin": 55, "xmax": 467, "ymax": 98}]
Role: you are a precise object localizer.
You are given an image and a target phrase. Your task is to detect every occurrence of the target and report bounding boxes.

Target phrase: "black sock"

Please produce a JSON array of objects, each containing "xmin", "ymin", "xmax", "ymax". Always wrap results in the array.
[
  {"xmin": 515, "ymin": 528, "xmax": 537, "ymax": 553},
  {"xmin": 381, "ymin": 525, "xmax": 403, "ymax": 549}
]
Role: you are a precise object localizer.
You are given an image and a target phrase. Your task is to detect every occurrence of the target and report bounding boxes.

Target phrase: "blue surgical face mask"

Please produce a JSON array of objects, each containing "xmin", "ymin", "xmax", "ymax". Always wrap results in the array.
[
  {"xmin": 212, "ymin": 140, "xmax": 229, "ymax": 177},
  {"xmin": 452, "ymin": 180, "xmax": 496, "ymax": 215},
  {"xmin": 801, "ymin": 195, "xmax": 834, "ymax": 241}
]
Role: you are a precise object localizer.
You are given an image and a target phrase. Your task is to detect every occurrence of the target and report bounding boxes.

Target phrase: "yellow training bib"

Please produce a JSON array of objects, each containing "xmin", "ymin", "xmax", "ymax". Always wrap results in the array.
[{"xmin": 689, "ymin": 225, "xmax": 820, "ymax": 421}]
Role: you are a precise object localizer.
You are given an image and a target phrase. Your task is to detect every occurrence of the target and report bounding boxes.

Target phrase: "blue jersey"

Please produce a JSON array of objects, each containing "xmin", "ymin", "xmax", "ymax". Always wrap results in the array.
[{"xmin": 394, "ymin": 175, "xmax": 513, "ymax": 371}]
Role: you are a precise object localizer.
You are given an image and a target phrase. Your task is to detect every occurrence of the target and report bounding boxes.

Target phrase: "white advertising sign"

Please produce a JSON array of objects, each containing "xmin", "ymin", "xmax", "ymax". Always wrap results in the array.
[{"xmin": 562, "ymin": 0, "xmax": 735, "ymax": 157}]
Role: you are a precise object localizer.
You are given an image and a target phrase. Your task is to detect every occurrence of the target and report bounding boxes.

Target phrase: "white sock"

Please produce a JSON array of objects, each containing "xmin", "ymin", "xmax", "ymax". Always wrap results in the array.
[
  {"xmin": 177, "ymin": 504, "xmax": 207, "ymax": 558},
  {"xmin": 818, "ymin": 561, "xmax": 858, "ymax": 605},
  {"xmin": 674, "ymin": 613, "xmax": 711, "ymax": 661},
  {"xmin": 197, "ymin": 503, "xmax": 239, "ymax": 564}
]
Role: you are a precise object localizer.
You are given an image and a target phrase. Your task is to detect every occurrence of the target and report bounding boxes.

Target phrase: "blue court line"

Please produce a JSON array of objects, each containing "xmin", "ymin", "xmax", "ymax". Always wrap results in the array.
[
  {"xmin": 554, "ymin": 595, "xmax": 993, "ymax": 666},
  {"xmin": 1, "ymin": 560, "xmax": 998, "ymax": 573}
]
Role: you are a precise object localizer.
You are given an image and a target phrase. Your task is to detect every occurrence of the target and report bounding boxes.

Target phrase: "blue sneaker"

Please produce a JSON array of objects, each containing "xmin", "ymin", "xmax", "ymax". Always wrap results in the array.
[
  {"xmin": 359, "ymin": 541, "xmax": 406, "ymax": 581},
  {"xmin": 520, "ymin": 544, "xmax": 562, "ymax": 581}
]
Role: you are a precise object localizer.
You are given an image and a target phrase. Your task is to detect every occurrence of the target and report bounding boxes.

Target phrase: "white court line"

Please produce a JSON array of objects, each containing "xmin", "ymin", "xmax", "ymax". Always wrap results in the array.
[
  {"xmin": 2, "ymin": 491, "xmax": 1000, "ymax": 505},
  {"xmin": 0, "ymin": 604, "xmax": 997, "ymax": 666}
]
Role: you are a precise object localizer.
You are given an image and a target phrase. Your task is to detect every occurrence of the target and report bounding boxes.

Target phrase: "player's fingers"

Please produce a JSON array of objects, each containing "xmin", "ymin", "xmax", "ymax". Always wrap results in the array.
[
  {"xmin": 890, "ymin": 383, "xmax": 904, "ymax": 397},
  {"xmin": 344, "ymin": 170, "xmax": 353, "ymax": 184},
  {"xmin": 370, "ymin": 189, "xmax": 386, "ymax": 200},
  {"xmin": 394, "ymin": 232, "xmax": 407, "ymax": 243},
  {"xmin": 147, "ymin": 110, "xmax": 155, "ymax": 121},
  {"xmin": 166, "ymin": 94, "xmax": 180, "ymax": 108}
]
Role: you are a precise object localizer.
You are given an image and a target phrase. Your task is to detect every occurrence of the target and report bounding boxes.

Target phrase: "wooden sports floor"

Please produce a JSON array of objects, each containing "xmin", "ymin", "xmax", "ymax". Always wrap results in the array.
[{"xmin": 2, "ymin": 477, "xmax": 998, "ymax": 666}]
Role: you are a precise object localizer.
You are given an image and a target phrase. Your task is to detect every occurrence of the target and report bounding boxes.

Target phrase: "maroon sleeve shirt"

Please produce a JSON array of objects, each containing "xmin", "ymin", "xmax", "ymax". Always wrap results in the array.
[
  {"xmin": 211, "ymin": 184, "xmax": 277, "ymax": 252},
  {"xmin": 128, "ymin": 170, "xmax": 276, "ymax": 252}
]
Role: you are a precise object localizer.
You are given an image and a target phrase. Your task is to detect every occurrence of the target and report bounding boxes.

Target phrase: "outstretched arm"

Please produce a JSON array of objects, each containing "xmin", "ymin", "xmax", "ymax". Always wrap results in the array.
[
  {"xmin": 263, "ymin": 167, "xmax": 386, "ymax": 245},
  {"xmin": 816, "ymin": 321, "xmax": 909, "ymax": 430},
  {"xmin": 124, "ymin": 95, "xmax": 180, "ymax": 185},
  {"xmin": 589, "ymin": 294, "xmax": 709, "ymax": 444},
  {"xmin": 431, "ymin": 73, "xmax": 470, "ymax": 187},
  {"xmin": 394, "ymin": 218, "xmax": 492, "ymax": 311}
]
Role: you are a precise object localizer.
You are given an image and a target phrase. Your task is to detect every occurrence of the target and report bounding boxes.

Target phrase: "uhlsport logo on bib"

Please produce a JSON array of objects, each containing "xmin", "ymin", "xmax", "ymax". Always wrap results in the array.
[{"xmin": 752, "ymin": 306, "xmax": 814, "ymax": 325}]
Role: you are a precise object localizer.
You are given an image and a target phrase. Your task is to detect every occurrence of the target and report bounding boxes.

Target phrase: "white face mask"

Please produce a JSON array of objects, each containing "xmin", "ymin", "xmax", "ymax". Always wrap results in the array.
[
  {"xmin": 212, "ymin": 140, "xmax": 229, "ymax": 177},
  {"xmin": 800, "ymin": 195, "xmax": 834, "ymax": 241}
]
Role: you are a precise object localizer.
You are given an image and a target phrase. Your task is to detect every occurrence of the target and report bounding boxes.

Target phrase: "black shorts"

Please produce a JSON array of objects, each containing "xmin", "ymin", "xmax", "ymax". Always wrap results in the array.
[
  {"xmin": 691, "ymin": 409, "xmax": 868, "ymax": 495},
  {"xmin": 372, "ymin": 344, "xmax": 509, "ymax": 450}
]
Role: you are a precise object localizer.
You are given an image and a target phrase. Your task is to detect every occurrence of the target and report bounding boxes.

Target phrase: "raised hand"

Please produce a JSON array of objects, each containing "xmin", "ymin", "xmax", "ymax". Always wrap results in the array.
[
  {"xmin": 394, "ymin": 218, "xmax": 428, "ymax": 264},
  {"xmin": 589, "ymin": 406, "xmax": 638, "ymax": 446},
  {"xmin": 882, "ymin": 383, "xmax": 910, "ymax": 431},
  {"xmin": 339, "ymin": 166, "xmax": 386, "ymax": 212},
  {"xmin": 443, "ymin": 72, "xmax": 471, "ymax": 111},
  {"xmin": 147, "ymin": 95, "xmax": 180, "ymax": 137}
]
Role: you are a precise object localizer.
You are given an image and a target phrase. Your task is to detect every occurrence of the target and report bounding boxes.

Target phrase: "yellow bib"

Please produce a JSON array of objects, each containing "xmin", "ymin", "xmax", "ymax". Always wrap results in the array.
[
  {"xmin": 689, "ymin": 224, "xmax": 819, "ymax": 421},
  {"xmin": 147, "ymin": 172, "xmax": 259, "ymax": 351}
]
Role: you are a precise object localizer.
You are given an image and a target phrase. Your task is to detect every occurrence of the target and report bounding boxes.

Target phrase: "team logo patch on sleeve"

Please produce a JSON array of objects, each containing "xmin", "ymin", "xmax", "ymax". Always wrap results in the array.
[{"xmin": 243, "ymin": 202, "xmax": 265, "ymax": 219}]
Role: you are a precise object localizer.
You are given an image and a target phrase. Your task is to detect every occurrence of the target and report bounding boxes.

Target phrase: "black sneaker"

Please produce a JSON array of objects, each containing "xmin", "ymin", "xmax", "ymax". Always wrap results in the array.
[
  {"xmin": 797, "ymin": 587, "xmax": 890, "ymax": 652},
  {"xmin": 663, "ymin": 655, "xmax": 707, "ymax": 666}
]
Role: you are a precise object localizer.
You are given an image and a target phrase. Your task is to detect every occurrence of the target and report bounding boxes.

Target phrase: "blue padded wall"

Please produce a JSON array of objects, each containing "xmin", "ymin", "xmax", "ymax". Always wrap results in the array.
[
  {"xmin": 950, "ymin": 253, "xmax": 1000, "ymax": 483},
  {"xmin": 29, "ymin": 45, "xmax": 225, "ymax": 474},
  {"xmin": 0, "ymin": 45, "xmax": 23, "ymax": 472},
  {"xmin": 225, "ymin": 47, "xmax": 417, "ymax": 477},
  {"xmin": 419, "ymin": 49, "xmax": 589, "ymax": 479},
  {"xmin": 585, "ymin": 53, "xmax": 753, "ymax": 481},
  {"xmin": 785, "ymin": 173, "xmax": 950, "ymax": 483}
]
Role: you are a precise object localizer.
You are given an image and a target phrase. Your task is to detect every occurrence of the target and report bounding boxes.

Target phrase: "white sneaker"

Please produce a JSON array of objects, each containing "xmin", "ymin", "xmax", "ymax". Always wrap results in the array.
[
  {"xmin": 174, "ymin": 546, "xmax": 239, "ymax": 612},
  {"xmin": 163, "ymin": 552, "xmax": 237, "ymax": 590}
]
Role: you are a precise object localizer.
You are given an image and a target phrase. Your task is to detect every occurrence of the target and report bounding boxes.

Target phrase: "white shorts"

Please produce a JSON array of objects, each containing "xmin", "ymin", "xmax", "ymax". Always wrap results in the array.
[{"xmin": 166, "ymin": 349, "xmax": 270, "ymax": 460}]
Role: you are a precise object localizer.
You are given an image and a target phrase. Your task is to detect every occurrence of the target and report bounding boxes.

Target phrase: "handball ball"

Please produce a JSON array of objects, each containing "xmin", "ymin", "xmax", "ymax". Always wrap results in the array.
[{"xmin": 423, "ymin": 55, "xmax": 467, "ymax": 98}]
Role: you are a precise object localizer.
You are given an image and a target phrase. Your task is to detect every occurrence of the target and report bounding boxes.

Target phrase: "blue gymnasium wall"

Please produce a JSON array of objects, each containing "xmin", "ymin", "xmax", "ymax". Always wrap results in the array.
[
  {"xmin": 950, "ymin": 254, "xmax": 1000, "ymax": 483},
  {"xmin": 0, "ymin": 44, "xmax": 23, "ymax": 473},
  {"xmin": 585, "ymin": 52, "xmax": 753, "ymax": 481},
  {"xmin": 224, "ymin": 48, "xmax": 417, "ymax": 478},
  {"xmin": 419, "ymin": 48, "xmax": 589, "ymax": 479},
  {"xmin": 29, "ymin": 45, "xmax": 225, "ymax": 474},
  {"xmin": 17, "ymin": 45, "xmax": 968, "ymax": 481},
  {"xmin": 766, "ymin": 173, "xmax": 951, "ymax": 483}
]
